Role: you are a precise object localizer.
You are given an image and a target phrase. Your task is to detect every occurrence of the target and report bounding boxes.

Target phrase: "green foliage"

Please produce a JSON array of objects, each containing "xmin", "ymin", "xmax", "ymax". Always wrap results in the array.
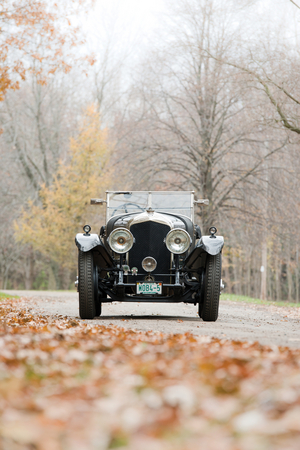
[
  {"xmin": 108, "ymin": 433, "xmax": 129, "ymax": 449},
  {"xmin": 32, "ymin": 270, "xmax": 48, "ymax": 290},
  {"xmin": 0, "ymin": 292, "xmax": 19, "ymax": 299},
  {"xmin": 223, "ymin": 293, "xmax": 300, "ymax": 307},
  {"xmin": 15, "ymin": 106, "xmax": 112, "ymax": 269}
]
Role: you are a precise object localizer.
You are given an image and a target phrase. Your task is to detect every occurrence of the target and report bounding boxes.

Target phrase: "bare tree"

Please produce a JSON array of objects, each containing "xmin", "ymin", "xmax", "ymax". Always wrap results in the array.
[
  {"xmin": 0, "ymin": 74, "xmax": 85, "ymax": 288},
  {"xmin": 204, "ymin": 0, "xmax": 300, "ymax": 136},
  {"xmin": 0, "ymin": 75, "xmax": 84, "ymax": 192},
  {"xmin": 123, "ymin": 0, "xmax": 288, "ymax": 230}
]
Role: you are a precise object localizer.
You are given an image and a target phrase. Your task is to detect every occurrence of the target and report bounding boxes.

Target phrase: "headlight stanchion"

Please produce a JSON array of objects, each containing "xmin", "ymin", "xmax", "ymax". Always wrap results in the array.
[
  {"xmin": 119, "ymin": 253, "xmax": 124, "ymax": 284},
  {"xmin": 175, "ymin": 254, "xmax": 180, "ymax": 285}
]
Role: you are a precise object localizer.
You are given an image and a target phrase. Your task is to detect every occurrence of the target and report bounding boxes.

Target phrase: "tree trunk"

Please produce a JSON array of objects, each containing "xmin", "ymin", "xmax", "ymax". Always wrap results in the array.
[
  {"xmin": 296, "ymin": 246, "xmax": 299, "ymax": 303},
  {"xmin": 48, "ymin": 265, "xmax": 57, "ymax": 290},
  {"xmin": 287, "ymin": 245, "xmax": 293, "ymax": 303},
  {"xmin": 260, "ymin": 240, "xmax": 267, "ymax": 300},
  {"xmin": 24, "ymin": 246, "xmax": 35, "ymax": 290},
  {"xmin": 275, "ymin": 256, "xmax": 282, "ymax": 301},
  {"xmin": 246, "ymin": 247, "xmax": 252, "ymax": 297},
  {"xmin": 233, "ymin": 253, "xmax": 241, "ymax": 295},
  {"xmin": 60, "ymin": 266, "xmax": 71, "ymax": 290}
]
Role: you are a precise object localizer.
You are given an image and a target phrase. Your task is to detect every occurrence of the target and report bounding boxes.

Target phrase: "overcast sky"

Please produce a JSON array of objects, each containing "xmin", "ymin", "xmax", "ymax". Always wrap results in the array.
[
  {"xmin": 82, "ymin": 0, "xmax": 300, "ymax": 48},
  {"xmin": 75, "ymin": 0, "xmax": 300, "ymax": 78},
  {"xmin": 83, "ymin": 0, "xmax": 167, "ymax": 51}
]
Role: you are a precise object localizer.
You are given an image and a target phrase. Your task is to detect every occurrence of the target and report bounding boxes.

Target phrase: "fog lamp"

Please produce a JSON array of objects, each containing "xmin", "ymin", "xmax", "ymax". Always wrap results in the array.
[{"xmin": 142, "ymin": 256, "xmax": 157, "ymax": 273}]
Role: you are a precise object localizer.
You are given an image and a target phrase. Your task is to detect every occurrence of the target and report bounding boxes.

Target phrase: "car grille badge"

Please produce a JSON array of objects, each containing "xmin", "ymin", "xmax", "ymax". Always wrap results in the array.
[{"xmin": 131, "ymin": 267, "xmax": 138, "ymax": 276}]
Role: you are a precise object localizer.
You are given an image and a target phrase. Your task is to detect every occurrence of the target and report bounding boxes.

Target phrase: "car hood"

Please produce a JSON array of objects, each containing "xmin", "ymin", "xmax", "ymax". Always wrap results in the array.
[{"xmin": 107, "ymin": 210, "xmax": 190, "ymax": 234}]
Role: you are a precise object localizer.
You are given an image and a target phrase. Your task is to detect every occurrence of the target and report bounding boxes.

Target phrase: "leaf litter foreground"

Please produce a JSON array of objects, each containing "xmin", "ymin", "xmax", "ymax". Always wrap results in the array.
[{"xmin": 0, "ymin": 298, "xmax": 300, "ymax": 450}]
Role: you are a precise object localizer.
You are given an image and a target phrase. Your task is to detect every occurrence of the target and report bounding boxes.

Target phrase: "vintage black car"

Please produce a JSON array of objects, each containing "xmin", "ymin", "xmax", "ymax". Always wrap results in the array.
[{"xmin": 75, "ymin": 191, "xmax": 224, "ymax": 321}]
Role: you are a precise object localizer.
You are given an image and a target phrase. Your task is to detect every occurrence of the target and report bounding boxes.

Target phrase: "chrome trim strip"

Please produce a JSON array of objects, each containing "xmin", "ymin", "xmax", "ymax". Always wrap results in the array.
[{"xmin": 128, "ymin": 211, "xmax": 175, "ymax": 229}]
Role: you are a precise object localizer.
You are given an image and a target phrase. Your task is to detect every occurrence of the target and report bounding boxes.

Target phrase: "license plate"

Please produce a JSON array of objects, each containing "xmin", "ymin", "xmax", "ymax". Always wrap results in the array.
[{"xmin": 137, "ymin": 282, "xmax": 162, "ymax": 294}]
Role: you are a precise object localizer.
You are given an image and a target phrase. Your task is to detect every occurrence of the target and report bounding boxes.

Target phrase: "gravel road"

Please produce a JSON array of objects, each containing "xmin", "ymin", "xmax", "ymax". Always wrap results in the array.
[{"xmin": 2, "ymin": 290, "xmax": 300, "ymax": 348}]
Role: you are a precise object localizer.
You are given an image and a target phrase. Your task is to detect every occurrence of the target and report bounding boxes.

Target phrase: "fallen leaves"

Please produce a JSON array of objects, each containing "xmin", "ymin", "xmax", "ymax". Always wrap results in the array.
[{"xmin": 0, "ymin": 297, "xmax": 300, "ymax": 450}]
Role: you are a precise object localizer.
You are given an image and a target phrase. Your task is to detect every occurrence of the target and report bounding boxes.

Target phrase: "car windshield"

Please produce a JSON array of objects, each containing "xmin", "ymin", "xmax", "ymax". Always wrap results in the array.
[{"xmin": 107, "ymin": 191, "xmax": 194, "ymax": 220}]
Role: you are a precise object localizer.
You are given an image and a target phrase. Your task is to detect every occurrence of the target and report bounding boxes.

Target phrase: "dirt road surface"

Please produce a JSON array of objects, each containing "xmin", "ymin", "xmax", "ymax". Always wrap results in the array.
[{"xmin": 2, "ymin": 290, "xmax": 300, "ymax": 348}]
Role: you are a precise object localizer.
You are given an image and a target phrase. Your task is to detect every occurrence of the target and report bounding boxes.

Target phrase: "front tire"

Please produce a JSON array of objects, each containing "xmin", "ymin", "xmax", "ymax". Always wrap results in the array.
[
  {"xmin": 94, "ymin": 265, "xmax": 102, "ymax": 317},
  {"xmin": 199, "ymin": 253, "xmax": 221, "ymax": 322},
  {"xmin": 78, "ymin": 250, "xmax": 97, "ymax": 319}
]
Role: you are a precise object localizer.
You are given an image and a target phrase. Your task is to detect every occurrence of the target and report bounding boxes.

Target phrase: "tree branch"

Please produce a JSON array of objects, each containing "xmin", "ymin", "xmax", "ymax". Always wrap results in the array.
[
  {"xmin": 205, "ymin": 51, "xmax": 300, "ymax": 134},
  {"xmin": 290, "ymin": 0, "xmax": 300, "ymax": 10}
]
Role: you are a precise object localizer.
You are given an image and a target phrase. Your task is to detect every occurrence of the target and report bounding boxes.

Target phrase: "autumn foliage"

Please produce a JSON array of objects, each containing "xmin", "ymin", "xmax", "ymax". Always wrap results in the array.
[
  {"xmin": 15, "ymin": 106, "xmax": 111, "ymax": 267},
  {"xmin": 0, "ymin": 0, "xmax": 94, "ymax": 100},
  {"xmin": 0, "ymin": 295, "xmax": 300, "ymax": 449}
]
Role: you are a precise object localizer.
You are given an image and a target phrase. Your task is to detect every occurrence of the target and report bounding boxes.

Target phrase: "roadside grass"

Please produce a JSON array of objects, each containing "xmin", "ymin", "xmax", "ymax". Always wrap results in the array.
[
  {"xmin": 0, "ymin": 292, "xmax": 20, "ymax": 299},
  {"xmin": 222, "ymin": 293, "xmax": 300, "ymax": 308}
]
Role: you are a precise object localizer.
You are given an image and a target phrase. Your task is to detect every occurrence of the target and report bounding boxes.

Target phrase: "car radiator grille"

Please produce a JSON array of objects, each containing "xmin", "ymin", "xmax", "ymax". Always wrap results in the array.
[{"xmin": 128, "ymin": 221, "xmax": 171, "ymax": 282}]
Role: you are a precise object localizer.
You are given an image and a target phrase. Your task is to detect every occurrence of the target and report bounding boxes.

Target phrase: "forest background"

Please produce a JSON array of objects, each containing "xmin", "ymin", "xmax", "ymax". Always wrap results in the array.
[{"xmin": 1, "ymin": 0, "xmax": 300, "ymax": 303}]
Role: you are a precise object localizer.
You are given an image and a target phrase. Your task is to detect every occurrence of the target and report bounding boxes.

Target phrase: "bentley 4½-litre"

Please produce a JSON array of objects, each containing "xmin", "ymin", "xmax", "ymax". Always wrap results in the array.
[{"xmin": 75, "ymin": 191, "xmax": 224, "ymax": 321}]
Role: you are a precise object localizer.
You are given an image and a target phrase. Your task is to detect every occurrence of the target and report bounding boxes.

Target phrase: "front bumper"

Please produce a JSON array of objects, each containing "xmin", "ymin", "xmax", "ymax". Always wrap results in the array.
[{"xmin": 99, "ymin": 281, "xmax": 200, "ymax": 303}]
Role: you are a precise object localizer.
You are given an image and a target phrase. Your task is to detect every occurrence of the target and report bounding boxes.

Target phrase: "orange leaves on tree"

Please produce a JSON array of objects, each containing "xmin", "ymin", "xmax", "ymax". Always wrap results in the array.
[
  {"xmin": 15, "ymin": 106, "xmax": 113, "ymax": 268},
  {"xmin": 0, "ymin": 0, "xmax": 94, "ymax": 99}
]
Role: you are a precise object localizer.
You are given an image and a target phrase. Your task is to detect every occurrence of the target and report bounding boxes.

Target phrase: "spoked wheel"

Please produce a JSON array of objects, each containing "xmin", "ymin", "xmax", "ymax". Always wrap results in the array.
[
  {"xmin": 78, "ymin": 250, "xmax": 99, "ymax": 319},
  {"xmin": 198, "ymin": 253, "xmax": 222, "ymax": 322}
]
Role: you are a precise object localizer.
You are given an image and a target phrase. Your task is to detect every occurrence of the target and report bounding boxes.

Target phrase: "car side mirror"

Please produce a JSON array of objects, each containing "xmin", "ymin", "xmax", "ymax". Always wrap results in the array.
[
  {"xmin": 91, "ymin": 198, "xmax": 106, "ymax": 205},
  {"xmin": 194, "ymin": 199, "xmax": 209, "ymax": 206}
]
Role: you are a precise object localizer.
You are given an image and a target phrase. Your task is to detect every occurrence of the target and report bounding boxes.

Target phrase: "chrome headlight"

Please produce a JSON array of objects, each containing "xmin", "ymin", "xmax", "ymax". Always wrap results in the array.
[
  {"xmin": 108, "ymin": 228, "xmax": 134, "ymax": 254},
  {"xmin": 142, "ymin": 256, "xmax": 157, "ymax": 273},
  {"xmin": 165, "ymin": 228, "xmax": 191, "ymax": 254}
]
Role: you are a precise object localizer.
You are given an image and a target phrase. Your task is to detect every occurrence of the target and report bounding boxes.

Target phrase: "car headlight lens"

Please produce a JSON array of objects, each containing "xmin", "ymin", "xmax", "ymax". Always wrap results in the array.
[
  {"xmin": 165, "ymin": 228, "xmax": 191, "ymax": 254},
  {"xmin": 108, "ymin": 228, "xmax": 134, "ymax": 254},
  {"xmin": 142, "ymin": 256, "xmax": 157, "ymax": 272}
]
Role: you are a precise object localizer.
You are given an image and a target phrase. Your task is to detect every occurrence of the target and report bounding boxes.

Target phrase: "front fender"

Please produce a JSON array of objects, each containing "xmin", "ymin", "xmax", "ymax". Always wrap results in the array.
[
  {"xmin": 184, "ymin": 235, "xmax": 224, "ymax": 270},
  {"xmin": 198, "ymin": 235, "xmax": 224, "ymax": 256},
  {"xmin": 75, "ymin": 233, "xmax": 114, "ymax": 270},
  {"xmin": 75, "ymin": 233, "xmax": 102, "ymax": 252}
]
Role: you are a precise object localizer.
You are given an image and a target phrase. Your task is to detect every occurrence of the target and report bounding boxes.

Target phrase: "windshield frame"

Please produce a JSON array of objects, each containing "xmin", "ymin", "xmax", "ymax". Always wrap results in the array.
[{"xmin": 105, "ymin": 191, "xmax": 195, "ymax": 222}]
